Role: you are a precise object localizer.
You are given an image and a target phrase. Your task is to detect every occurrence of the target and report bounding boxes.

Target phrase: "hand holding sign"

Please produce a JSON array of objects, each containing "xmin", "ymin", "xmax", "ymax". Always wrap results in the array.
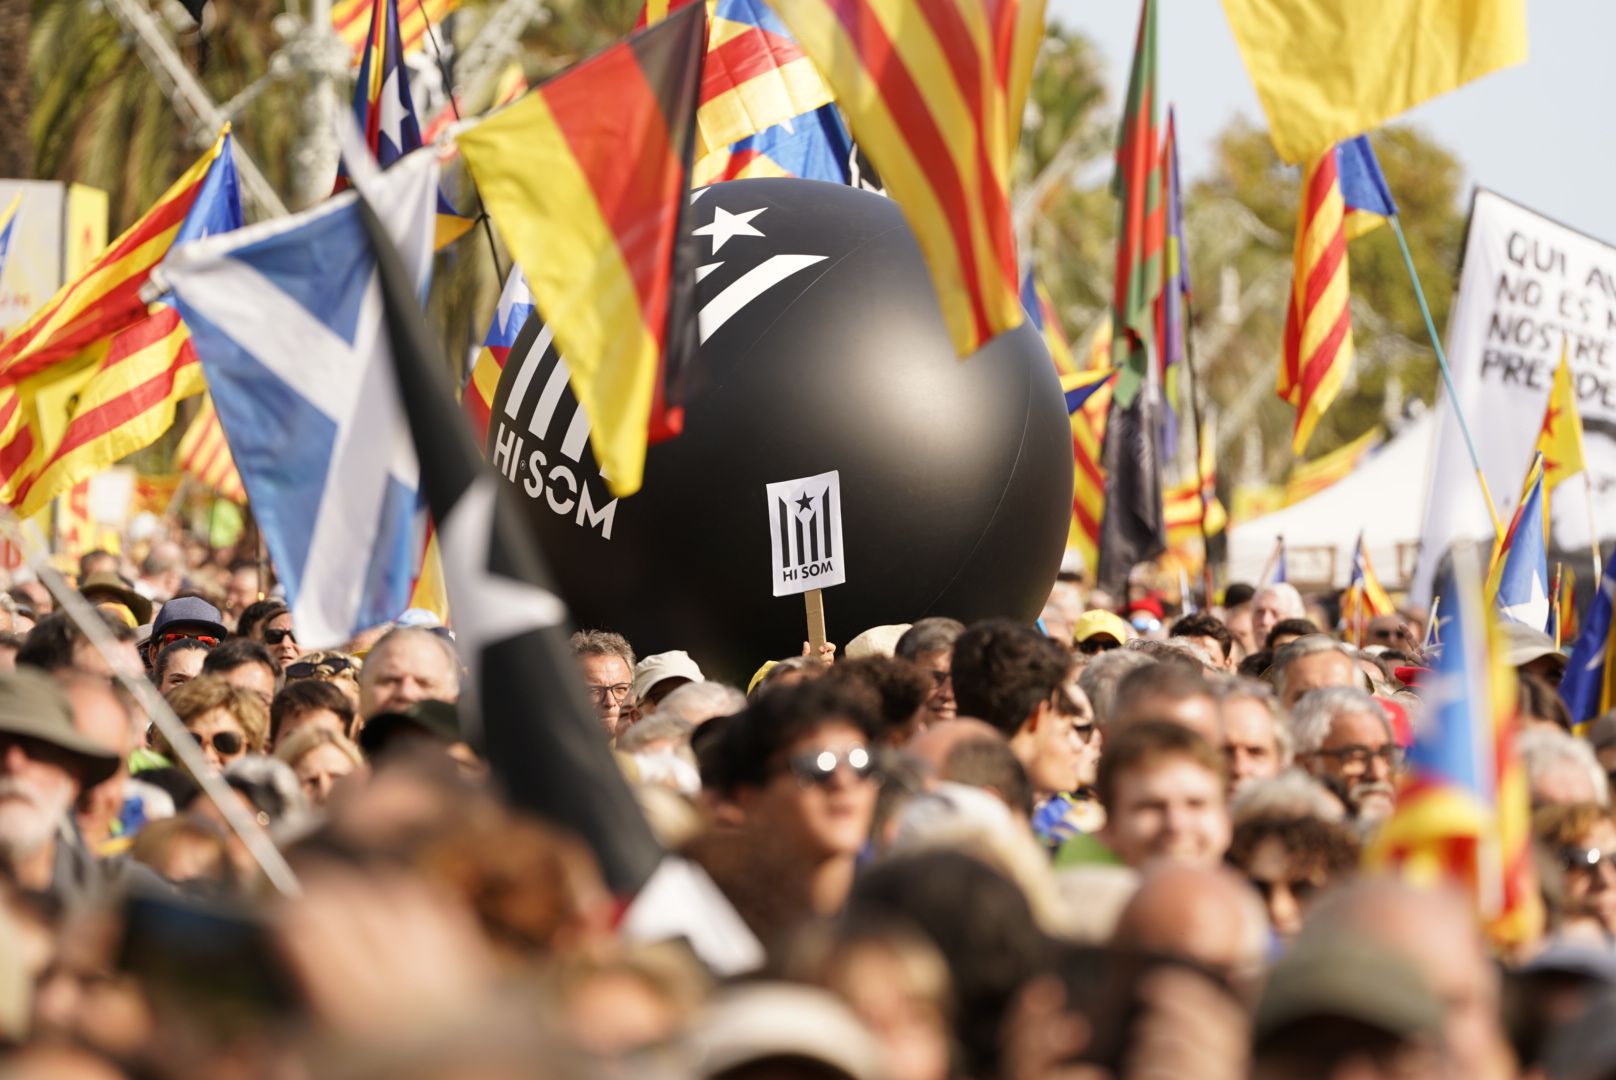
[{"xmin": 768, "ymin": 470, "xmax": 845, "ymax": 662}]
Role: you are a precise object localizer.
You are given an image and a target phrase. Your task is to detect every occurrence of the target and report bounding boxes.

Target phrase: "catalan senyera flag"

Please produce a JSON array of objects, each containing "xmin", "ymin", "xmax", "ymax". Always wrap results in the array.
[
  {"xmin": 639, "ymin": 0, "xmax": 836, "ymax": 165},
  {"xmin": 1163, "ymin": 429, "xmax": 1227, "ymax": 569},
  {"xmin": 1278, "ymin": 135, "xmax": 1395, "ymax": 453},
  {"xmin": 333, "ymin": 0, "xmax": 456, "ymax": 62},
  {"xmin": 1221, "ymin": 0, "xmax": 1527, "ymax": 165},
  {"xmin": 1340, "ymin": 530, "xmax": 1394, "ymax": 646},
  {"xmin": 763, "ymin": 0, "xmax": 1045, "ymax": 357},
  {"xmin": 345, "ymin": 0, "xmax": 472, "ymax": 248},
  {"xmin": 1068, "ymin": 317, "xmax": 1113, "ymax": 576},
  {"xmin": 464, "ymin": 265, "xmax": 535, "ymax": 445},
  {"xmin": 1535, "ymin": 341, "xmax": 1585, "ymax": 492},
  {"xmin": 1364, "ymin": 548, "xmax": 1542, "ymax": 948},
  {"xmin": 176, "ymin": 394, "xmax": 246, "ymax": 503},
  {"xmin": 1285, "ymin": 425, "xmax": 1382, "ymax": 504},
  {"xmin": 0, "ymin": 133, "xmax": 242, "ymax": 517},
  {"xmin": 457, "ymin": 5, "xmax": 705, "ymax": 497}
]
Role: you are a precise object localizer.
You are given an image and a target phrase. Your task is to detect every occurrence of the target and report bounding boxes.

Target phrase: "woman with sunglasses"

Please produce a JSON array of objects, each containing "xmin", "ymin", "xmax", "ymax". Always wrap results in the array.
[
  {"xmin": 282, "ymin": 650, "xmax": 363, "ymax": 712},
  {"xmin": 159, "ymin": 675, "xmax": 270, "ymax": 772},
  {"xmin": 252, "ymin": 603, "xmax": 301, "ymax": 672},
  {"xmin": 1535, "ymin": 802, "xmax": 1616, "ymax": 943}
]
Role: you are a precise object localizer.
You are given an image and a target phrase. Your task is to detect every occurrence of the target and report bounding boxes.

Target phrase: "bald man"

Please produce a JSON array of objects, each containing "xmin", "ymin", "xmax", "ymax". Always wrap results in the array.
[{"xmin": 1112, "ymin": 863, "xmax": 1269, "ymax": 996}]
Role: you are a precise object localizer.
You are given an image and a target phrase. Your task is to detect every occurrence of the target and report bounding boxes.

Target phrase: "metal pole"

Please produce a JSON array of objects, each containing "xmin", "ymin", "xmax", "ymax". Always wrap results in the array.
[{"xmin": 1389, "ymin": 213, "xmax": 1503, "ymax": 536}]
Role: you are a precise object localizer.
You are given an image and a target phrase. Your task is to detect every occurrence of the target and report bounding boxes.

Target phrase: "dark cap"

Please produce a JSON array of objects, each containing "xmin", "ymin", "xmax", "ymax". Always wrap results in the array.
[
  {"xmin": 0, "ymin": 669, "xmax": 121, "ymax": 785},
  {"xmin": 79, "ymin": 571, "xmax": 153, "ymax": 626},
  {"xmin": 358, "ymin": 699, "xmax": 461, "ymax": 758},
  {"xmin": 150, "ymin": 596, "xmax": 228, "ymax": 641},
  {"xmin": 1255, "ymin": 937, "xmax": 1443, "ymax": 1048}
]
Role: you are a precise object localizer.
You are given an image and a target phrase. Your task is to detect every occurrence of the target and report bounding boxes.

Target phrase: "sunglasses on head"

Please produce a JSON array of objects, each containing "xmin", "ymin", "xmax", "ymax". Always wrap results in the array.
[
  {"xmin": 159, "ymin": 631, "xmax": 219, "ymax": 649},
  {"xmin": 264, "ymin": 627, "xmax": 297, "ymax": 646},
  {"xmin": 781, "ymin": 745, "xmax": 876, "ymax": 788},
  {"xmin": 191, "ymin": 729, "xmax": 244, "ymax": 756},
  {"xmin": 285, "ymin": 656, "xmax": 355, "ymax": 680}
]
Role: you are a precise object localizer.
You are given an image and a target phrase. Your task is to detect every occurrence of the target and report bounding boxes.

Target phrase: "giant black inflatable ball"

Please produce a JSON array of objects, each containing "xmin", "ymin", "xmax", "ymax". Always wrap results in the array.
[{"xmin": 488, "ymin": 177, "xmax": 1073, "ymax": 681}]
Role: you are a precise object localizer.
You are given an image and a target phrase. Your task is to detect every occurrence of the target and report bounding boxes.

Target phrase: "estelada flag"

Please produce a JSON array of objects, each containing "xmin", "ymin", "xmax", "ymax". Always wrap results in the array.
[
  {"xmin": 763, "ymin": 0, "xmax": 1046, "ymax": 357},
  {"xmin": 457, "ymin": 4, "xmax": 705, "ymax": 498},
  {"xmin": 1221, "ymin": 0, "xmax": 1526, "ymax": 164}
]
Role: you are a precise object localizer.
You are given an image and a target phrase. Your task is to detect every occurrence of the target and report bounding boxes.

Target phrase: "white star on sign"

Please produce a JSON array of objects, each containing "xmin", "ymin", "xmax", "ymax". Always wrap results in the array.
[
  {"xmin": 440, "ymin": 475, "xmax": 568, "ymax": 721},
  {"xmin": 694, "ymin": 206, "xmax": 766, "ymax": 254}
]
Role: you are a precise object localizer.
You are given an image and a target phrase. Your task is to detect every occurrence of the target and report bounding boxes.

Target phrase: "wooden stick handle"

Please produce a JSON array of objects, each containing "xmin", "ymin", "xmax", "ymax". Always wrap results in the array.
[{"xmin": 805, "ymin": 588, "xmax": 827, "ymax": 662}]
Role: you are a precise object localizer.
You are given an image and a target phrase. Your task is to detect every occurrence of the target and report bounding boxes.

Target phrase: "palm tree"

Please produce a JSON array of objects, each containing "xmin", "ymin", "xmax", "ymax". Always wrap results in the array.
[{"xmin": 0, "ymin": 0, "xmax": 31, "ymax": 177}]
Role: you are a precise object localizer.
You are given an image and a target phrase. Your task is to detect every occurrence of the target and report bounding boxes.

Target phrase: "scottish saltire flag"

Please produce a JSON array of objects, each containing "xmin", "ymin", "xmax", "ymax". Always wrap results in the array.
[
  {"xmin": 1563, "ymin": 545, "xmax": 1616, "ymax": 730},
  {"xmin": 346, "ymin": 0, "xmax": 470, "ymax": 247},
  {"xmin": 693, "ymin": 105, "xmax": 853, "ymax": 186},
  {"xmin": 464, "ymin": 266, "xmax": 534, "ymax": 443},
  {"xmin": 1366, "ymin": 548, "xmax": 1542, "ymax": 947},
  {"xmin": 1491, "ymin": 457, "xmax": 1550, "ymax": 629},
  {"xmin": 159, "ymin": 151, "xmax": 440, "ymax": 647},
  {"xmin": 0, "ymin": 194, "xmax": 19, "ymax": 287}
]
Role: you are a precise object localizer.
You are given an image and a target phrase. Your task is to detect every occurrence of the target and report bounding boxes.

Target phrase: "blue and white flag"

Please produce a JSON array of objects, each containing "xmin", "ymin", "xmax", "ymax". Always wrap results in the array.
[
  {"xmin": 1496, "ymin": 466, "xmax": 1551, "ymax": 631},
  {"xmin": 158, "ymin": 151, "xmax": 439, "ymax": 647}
]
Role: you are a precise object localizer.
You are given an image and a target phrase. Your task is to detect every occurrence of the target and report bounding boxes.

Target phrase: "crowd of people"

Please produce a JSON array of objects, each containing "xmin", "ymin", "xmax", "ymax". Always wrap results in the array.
[{"xmin": 0, "ymin": 534, "xmax": 1614, "ymax": 1079}]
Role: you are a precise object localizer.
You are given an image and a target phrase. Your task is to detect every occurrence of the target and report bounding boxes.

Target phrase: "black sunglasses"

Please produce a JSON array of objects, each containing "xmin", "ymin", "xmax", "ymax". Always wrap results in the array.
[
  {"xmin": 191, "ymin": 729, "xmax": 244, "ymax": 756},
  {"xmin": 781, "ymin": 746, "xmax": 876, "ymax": 788},
  {"xmin": 264, "ymin": 627, "xmax": 297, "ymax": 646}
]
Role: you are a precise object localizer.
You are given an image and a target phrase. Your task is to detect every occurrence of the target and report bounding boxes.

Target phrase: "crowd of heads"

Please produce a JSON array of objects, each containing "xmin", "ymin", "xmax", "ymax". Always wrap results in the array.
[{"xmin": 2, "ymin": 536, "xmax": 1616, "ymax": 1077}]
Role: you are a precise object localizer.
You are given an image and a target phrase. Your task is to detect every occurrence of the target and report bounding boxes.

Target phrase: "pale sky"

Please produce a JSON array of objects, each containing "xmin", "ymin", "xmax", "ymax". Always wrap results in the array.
[{"xmin": 1052, "ymin": 0, "xmax": 1616, "ymax": 244}]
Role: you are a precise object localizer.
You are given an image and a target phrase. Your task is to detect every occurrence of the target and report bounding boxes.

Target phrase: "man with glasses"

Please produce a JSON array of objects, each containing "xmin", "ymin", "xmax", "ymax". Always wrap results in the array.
[
  {"xmin": 1290, "ymin": 686, "xmax": 1401, "ymax": 823},
  {"xmin": 571, "ymin": 629, "xmax": 637, "ymax": 738}
]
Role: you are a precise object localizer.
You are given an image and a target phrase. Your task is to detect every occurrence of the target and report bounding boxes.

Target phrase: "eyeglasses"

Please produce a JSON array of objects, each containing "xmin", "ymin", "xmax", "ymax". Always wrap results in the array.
[
  {"xmin": 1561, "ymin": 846, "xmax": 1616, "ymax": 874},
  {"xmin": 264, "ymin": 627, "xmax": 297, "ymax": 646},
  {"xmin": 285, "ymin": 656, "xmax": 357, "ymax": 680},
  {"xmin": 1077, "ymin": 636, "xmax": 1120, "ymax": 656},
  {"xmin": 587, "ymin": 682, "xmax": 633, "ymax": 704},
  {"xmin": 191, "ymin": 729, "xmax": 244, "ymax": 756},
  {"xmin": 781, "ymin": 746, "xmax": 876, "ymax": 788},
  {"xmin": 158, "ymin": 631, "xmax": 219, "ymax": 649},
  {"xmin": 1312, "ymin": 744, "xmax": 1402, "ymax": 771}
]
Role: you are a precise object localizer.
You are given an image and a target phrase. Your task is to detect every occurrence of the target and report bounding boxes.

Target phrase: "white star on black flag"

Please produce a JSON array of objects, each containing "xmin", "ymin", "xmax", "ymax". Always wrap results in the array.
[{"xmin": 356, "ymin": 196, "xmax": 662, "ymax": 894}]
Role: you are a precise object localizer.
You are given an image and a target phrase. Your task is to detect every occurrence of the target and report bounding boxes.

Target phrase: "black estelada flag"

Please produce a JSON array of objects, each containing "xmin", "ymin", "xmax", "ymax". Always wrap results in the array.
[
  {"xmin": 355, "ymin": 198, "xmax": 661, "ymax": 895},
  {"xmin": 1095, "ymin": 382, "xmax": 1166, "ymax": 595}
]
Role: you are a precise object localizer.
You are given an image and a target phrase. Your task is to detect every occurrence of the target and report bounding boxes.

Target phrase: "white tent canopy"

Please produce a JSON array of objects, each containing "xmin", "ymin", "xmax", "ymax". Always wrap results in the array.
[{"xmin": 1226, "ymin": 411, "xmax": 1436, "ymax": 590}]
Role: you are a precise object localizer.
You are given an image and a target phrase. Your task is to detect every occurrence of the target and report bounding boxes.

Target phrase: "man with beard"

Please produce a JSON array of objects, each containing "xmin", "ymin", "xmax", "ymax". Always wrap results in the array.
[
  {"xmin": 0, "ymin": 670, "xmax": 123, "ymax": 902},
  {"xmin": 1291, "ymin": 687, "xmax": 1401, "ymax": 823}
]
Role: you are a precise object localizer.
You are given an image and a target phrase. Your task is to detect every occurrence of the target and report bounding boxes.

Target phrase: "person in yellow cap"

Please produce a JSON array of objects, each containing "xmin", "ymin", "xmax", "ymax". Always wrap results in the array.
[{"xmin": 1073, "ymin": 610, "xmax": 1131, "ymax": 656}]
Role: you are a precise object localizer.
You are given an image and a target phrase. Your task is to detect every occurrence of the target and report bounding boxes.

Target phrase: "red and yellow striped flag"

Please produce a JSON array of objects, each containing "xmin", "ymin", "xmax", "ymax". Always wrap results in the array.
[
  {"xmin": 1071, "ymin": 317, "xmax": 1113, "ymax": 576},
  {"xmin": 763, "ymin": 0, "xmax": 1046, "ymax": 356},
  {"xmin": 176, "ymin": 395, "xmax": 246, "ymax": 503},
  {"xmin": 332, "ymin": 0, "xmax": 456, "ymax": 62},
  {"xmin": 1278, "ymin": 137, "xmax": 1395, "ymax": 452},
  {"xmin": 0, "ymin": 133, "xmax": 240, "ymax": 517},
  {"xmin": 458, "ymin": 5, "xmax": 705, "ymax": 497},
  {"xmin": 1163, "ymin": 429, "xmax": 1227, "ymax": 570}
]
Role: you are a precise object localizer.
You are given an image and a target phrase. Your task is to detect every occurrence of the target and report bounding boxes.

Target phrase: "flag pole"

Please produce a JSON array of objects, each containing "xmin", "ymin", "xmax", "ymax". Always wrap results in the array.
[
  {"xmin": 417, "ymin": 7, "xmax": 507, "ymax": 284},
  {"xmin": 1388, "ymin": 214, "xmax": 1503, "ymax": 536},
  {"xmin": 1422, "ymin": 593, "xmax": 1441, "ymax": 650},
  {"xmin": 1550, "ymin": 561, "xmax": 1563, "ymax": 647}
]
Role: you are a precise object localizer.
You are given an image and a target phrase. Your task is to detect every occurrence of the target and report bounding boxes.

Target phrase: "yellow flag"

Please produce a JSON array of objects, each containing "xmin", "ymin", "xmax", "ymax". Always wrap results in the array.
[
  {"xmin": 1535, "ymin": 343, "xmax": 1585, "ymax": 492},
  {"xmin": 1220, "ymin": 0, "xmax": 1527, "ymax": 163}
]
